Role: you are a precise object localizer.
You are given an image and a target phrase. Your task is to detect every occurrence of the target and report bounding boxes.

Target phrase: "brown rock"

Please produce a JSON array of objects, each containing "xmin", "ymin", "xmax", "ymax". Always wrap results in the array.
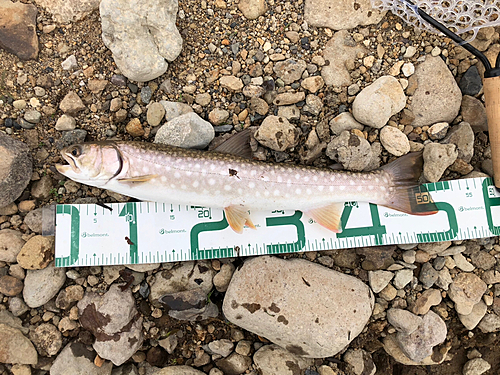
[
  {"xmin": 17, "ymin": 235, "xmax": 54, "ymax": 270},
  {"xmin": 0, "ymin": 324, "xmax": 38, "ymax": 364},
  {"xmin": 0, "ymin": 275, "xmax": 24, "ymax": 296},
  {"xmin": 88, "ymin": 79, "xmax": 109, "ymax": 94},
  {"xmin": 60, "ymin": 91, "xmax": 86, "ymax": 115},
  {"xmin": 0, "ymin": 0, "xmax": 38, "ymax": 60},
  {"xmin": 126, "ymin": 118, "xmax": 145, "ymax": 137}
]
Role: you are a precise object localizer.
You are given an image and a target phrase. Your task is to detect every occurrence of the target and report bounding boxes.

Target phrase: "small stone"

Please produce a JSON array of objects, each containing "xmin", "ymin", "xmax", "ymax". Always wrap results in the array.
[
  {"xmin": 273, "ymin": 59, "xmax": 307, "ymax": 84},
  {"xmin": 379, "ymin": 284, "xmax": 397, "ymax": 301},
  {"xmin": 463, "ymin": 358, "xmax": 491, "ymax": 375},
  {"xmin": 252, "ymin": 345, "xmax": 312, "ymax": 375},
  {"xmin": 9, "ymin": 296, "xmax": 29, "ymax": 316},
  {"xmin": 387, "ymin": 308, "xmax": 421, "ymax": 335},
  {"xmin": 412, "ymin": 288, "xmax": 442, "ymax": 315},
  {"xmin": 158, "ymin": 335, "xmax": 178, "ymax": 354},
  {"xmin": 380, "ymin": 126, "xmax": 410, "ymax": 156},
  {"xmin": 0, "ymin": 229, "xmax": 26, "ymax": 262},
  {"xmin": 470, "ymin": 251, "xmax": 496, "ymax": 270},
  {"xmin": 453, "ymin": 253, "xmax": 475, "ymax": 272},
  {"xmin": 326, "ymin": 131, "xmax": 372, "ymax": 172},
  {"xmin": 352, "ymin": 76, "xmax": 406, "ymax": 129},
  {"xmin": 213, "ymin": 263, "xmax": 235, "ymax": 293},
  {"xmin": 401, "ymin": 62, "xmax": 415, "ymax": 77},
  {"xmin": 301, "ymin": 76, "xmax": 325, "ymax": 93},
  {"xmin": 61, "ymin": 55, "xmax": 78, "ymax": 70},
  {"xmin": 50, "ymin": 341, "xmax": 113, "ymax": 375},
  {"xmin": 273, "ymin": 91, "xmax": 306, "ymax": 106},
  {"xmin": 0, "ymin": 324, "xmax": 37, "ymax": 365},
  {"xmin": 140, "ymin": 86, "xmax": 152, "ymax": 104},
  {"xmin": 13, "ymin": 100, "xmax": 27, "ymax": 110},
  {"xmin": 238, "ymin": 0, "xmax": 267, "ymax": 19},
  {"xmin": 449, "ymin": 273, "xmax": 487, "ymax": 315},
  {"xmin": 343, "ymin": 349, "xmax": 376, "ymax": 375},
  {"xmin": 478, "ymin": 313, "xmax": 500, "ymax": 333},
  {"xmin": 220, "ymin": 76, "xmax": 244, "ymax": 91},
  {"xmin": 329, "ymin": 112, "xmax": 364, "ymax": 135},
  {"xmin": 126, "ymin": 118, "xmax": 145, "ymax": 137},
  {"xmin": 16, "ymin": 235, "xmax": 54, "ymax": 269},
  {"xmin": 458, "ymin": 301, "xmax": 487, "ymax": 330},
  {"xmin": 24, "ymin": 110, "xmax": 41, "ymax": 124},
  {"xmin": 459, "ymin": 66, "xmax": 483, "ymax": 96},
  {"xmin": 55, "ymin": 115, "xmax": 76, "ymax": 131},
  {"xmin": 56, "ymin": 285, "xmax": 85, "ymax": 309},
  {"xmin": 195, "ymin": 93, "xmax": 212, "ymax": 107},
  {"xmin": 0, "ymin": 275, "xmax": 23, "ymax": 296},
  {"xmin": 428, "ymin": 122, "xmax": 449, "ymax": 140},
  {"xmin": 60, "ymin": 91, "xmax": 86, "ymax": 115},
  {"xmin": 441, "ymin": 122, "xmax": 474, "ymax": 163},
  {"xmin": 155, "ymin": 112, "xmax": 215, "ymax": 149},
  {"xmin": 23, "ymin": 262, "xmax": 66, "ymax": 308},
  {"xmin": 88, "ymin": 79, "xmax": 108, "ymax": 94},
  {"xmin": 208, "ymin": 108, "xmax": 230, "ymax": 125},
  {"xmin": 208, "ymin": 339, "xmax": 234, "ymax": 357},
  {"xmin": 235, "ymin": 340, "xmax": 251, "ymax": 356},
  {"xmin": 368, "ymin": 270, "xmax": 393, "ymax": 293},
  {"xmin": 30, "ymin": 323, "xmax": 62, "ymax": 357},
  {"xmin": 423, "ymin": 143, "xmax": 458, "ymax": 182},
  {"xmin": 110, "ymin": 98, "xmax": 122, "ymax": 112},
  {"xmin": 254, "ymin": 116, "xmax": 300, "ymax": 152},
  {"xmin": 461, "ymin": 96, "xmax": 488, "ymax": 132}
]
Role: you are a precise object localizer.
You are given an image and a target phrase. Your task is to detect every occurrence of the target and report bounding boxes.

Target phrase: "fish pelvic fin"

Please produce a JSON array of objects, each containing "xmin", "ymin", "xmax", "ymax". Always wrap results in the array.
[
  {"xmin": 380, "ymin": 152, "xmax": 438, "ymax": 215},
  {"xmin": 224, "ymin": 205, "xmax": 256, "ymax": 233},
  {"xmin": 306, "ymin": 203, "xmax": 344, "ymax": 232},
  {"xmin": 118, "ymin": 174, "xmax": 159, "ymax": 183}
]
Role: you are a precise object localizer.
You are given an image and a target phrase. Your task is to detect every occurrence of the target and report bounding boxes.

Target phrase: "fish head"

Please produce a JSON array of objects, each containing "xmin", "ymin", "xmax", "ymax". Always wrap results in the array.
[{"xmin": 56, "ymin": 143, "xmax": 123, "ymax": 187}]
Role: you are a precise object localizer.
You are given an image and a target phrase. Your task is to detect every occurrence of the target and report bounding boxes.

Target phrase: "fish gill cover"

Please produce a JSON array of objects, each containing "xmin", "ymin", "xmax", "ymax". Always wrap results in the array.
[{"xmin": 371, "ymin": 0, "xmax": 500, "ymax": 41}]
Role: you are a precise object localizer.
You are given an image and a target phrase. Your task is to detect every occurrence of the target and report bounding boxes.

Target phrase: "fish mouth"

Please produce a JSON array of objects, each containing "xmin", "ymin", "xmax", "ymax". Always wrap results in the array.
[{"xmin": 55, "ymin": 151, "xmax": 80, "ymax": 175}]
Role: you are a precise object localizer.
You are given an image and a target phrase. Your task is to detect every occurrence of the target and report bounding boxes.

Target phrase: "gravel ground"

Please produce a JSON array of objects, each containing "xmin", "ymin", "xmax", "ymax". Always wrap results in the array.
[{"xmin": 1, "ymin": 0, "xmax": 500, "ymax": 374}]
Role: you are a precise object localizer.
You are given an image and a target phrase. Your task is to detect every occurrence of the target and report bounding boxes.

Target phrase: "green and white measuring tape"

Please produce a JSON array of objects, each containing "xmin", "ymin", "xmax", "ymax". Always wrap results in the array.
[{"xmin": 54, "ymin": 177, "xmax": 500, "ymax": 267}]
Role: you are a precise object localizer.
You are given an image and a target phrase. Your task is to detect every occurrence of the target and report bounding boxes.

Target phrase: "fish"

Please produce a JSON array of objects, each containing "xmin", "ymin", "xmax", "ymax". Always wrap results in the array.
[{"xmin": 55, "ymin": 130, "xmax": 437, "ymax": 233}]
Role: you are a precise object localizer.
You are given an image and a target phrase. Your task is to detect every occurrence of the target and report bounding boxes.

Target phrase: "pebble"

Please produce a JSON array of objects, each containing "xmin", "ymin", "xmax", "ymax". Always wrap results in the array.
[
  {"xmin": 158, "ymin": 335, "xmax": 178, "ymax": 354},
  {"xmin": 16, "ymin": 235, "xmax": 54, "ymax": 269},
  {"xmin": 78, "ymin": 284, "xmax": 143, "ymax": 366},
  {"xmin": 55, "ymin": 114, "xmax": 76, "ymax": 131},
  {"xmin": 273, "ymin": 59, "xmax": 307, "ymax": 84},
  {"xmin": 0, "ymin": 324, "xmax": 38, "ymax": 365},
  {"xmin": 459, "ymin": 66, "xmax": 483, "ymax": 96},
  {"xmin": 59, "ymin": 91, "xmax": 86, "ymax": 115},
  {"xmin": 404, "ymin": 46, "xmax": 417, "ymax": 58},
  {"xmin": 160, "ymin": 288, "xmax": 219, "ymax": 321},
  {"xmin": 208, "ymin": 108, "xmax": 230, "ymax": 125},
  {"xmin": 368, "ymin": 270, "xmax": 394, "ymax": 293},
  {"xmin": 442, "ymin": 122, "xmax": 474, "ymax": 163},
  {"xmin": 458, "ymin": 301, "xmax": 487, "ymax": 330},
  {"xmin": 301, "ymin": 76, "xmax": 325, "ymax": 93},
  {"xmin": 9, "ymin": 296, "xmax": 29, "ymax": 316},
  {"xmin": 29, "ymin": 323, "xmax": 62, "ymax": 356},
  {"xmin": 453, "ymin": 253, "xmax": 475, "ymax": 272},
  {"xmin": 126, "ymin": 118, "xmax": 145, "ymax": 137},
  {"xmin": 461, "ymin": 96, "xmax": 488, "ymax": 132},
  {"xmin": 478, "ymin": 313, "xmax": 500, "ymax": 333},
  {"xmin": 154, "ymin": 112, "xmax": 215, "ymax": 149},
  {"xmin": 252, "ymin": 344, "xmax": 313, "ymax": 375},
  {"xmin": 412, "ymin": 288, "xmax": 442, "ymax": 315},
  {"xmin": 329, "ymin": 112, "xmax": 364, "ymax": 135},
  {"xmin": 410, "ymin": 56, "xmax": 462, "ymax": 126},
  {"xmin": 160, "ymin": 100, "xmax": 193, "ymax": 121},
  {"xmin": 423, "ymin": 143, "xmax": 458, "ymax": 182},
  {"xmin": 23, "ymin": 262, "xmax": 66, "ymax": 308},
  {"xmin": 223, "ymin": 256, "xmax": 374, "ymax": 358},
  {"xmin": 273, "ymin": 92, "xmax": 306, "ymax": 106},
  {"xmin": 352, "ymin": 75, "xmax": 406, "ymax": 129},
  {"xmin": 419, "ymin": 262, "xmax": 438, "ymax": 289},
  {"xmin": 0, "ymin": 275, "xmax": 23, "ymax": 296},
  {"xmin": 61, "ymin": 55, "xmax": 78, "ymax": 70},
  {"xmin": 254, "ymin": 116, "xmax": 300, "ymax": 152},
  {"xmin": 0, "ymin": 229, "xmax": 26, "ymax": 262},
  {"xmin": 55, "ymin": 285, "xmax": 84, "ymax": 309},
  {"xmin": 448, "ymin": 273, "xmax": 487, "ymax": 315},
  {"xmin": 326, "ymin": 131, "xmax": 372, "ymax": 171},
  {"xmin": 0, "ymin": 135, "xmax": 33, "ymax": 207},
  {"xmin": 380, "ymin": 126, "xmax": 410, "ymax": 156},
  {"xmin": 238, "ymin": 0, "xmax": 267, "ymax": 19},
  {"xmin": 462, "ymin": 358, "xmax": 491, "ymax": 375},
  {"xmin": 470, "ymin": 251, "xmax": 496, "ymax": 270},
  {"xmin": 50, "ymin": 341, "xmax": 113, "ymax": 375},
  {"xmin": 418, "ymin": 241, "xmax": 451, "ymax": 256},
  {"xmin": 401, "ymin": 62, "xmax": 415, "ymax": 77},
  {"xmin": 216, "ymin": 352, "xmax": 252, "ymax": 375},
  {"xmin": 195, "ymin": 93, "xmax": 212, "ymax": 107},
  {"xmin": 24, "ymin": 110, "xmax": 41, "ymax": 124},
  {"xmin": 140, "ymin": 86, "xmax": 152, "ymax": 104},
  {"xmin": 220, "ymin": 76, "xmax": 244, "ymax": 91},
  {"xmin": 100, "ymin": 0, "xmax": 182, "ymax": 82},
  {"xmin": 208, "ymin": 339, "xmax": 234, "ymax": 357},
  {"xmin": 428, "ymin": 122, "xmax": 449, "ymax": 140},
  {"xmin": 213, "ymin": 263, "xmax": 235, "ymax": 292},
  {"xmin": 343, "ymin": 349, "xmax": 376, "ymax": 375},
  {"xmin": 12, "ymin": 100, "xmax": 27, "ymax": 110},
  {"xmin": 235, "ymin": 340, "xmax": 251, "ymax": 356}
]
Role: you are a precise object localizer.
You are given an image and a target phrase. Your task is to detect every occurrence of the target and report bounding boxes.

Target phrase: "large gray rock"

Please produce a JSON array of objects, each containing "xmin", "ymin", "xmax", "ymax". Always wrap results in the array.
[
  {"xmin": 352, "ymin": 76, "xmax": 406, "ymax": 129},
  {"xmin": 23, "ymin": 262, "xmax": 66, "ymax": 308},
  {"xmin": 154, "ymin": 112, "xmax": 215, "ymax": 149},
  {"xmin": 222, "ymin": 256, "xmax": 374, "ymax": 358},
  {"xmin": 441, "ymin": 122, "xmax": 474, "ymax": 163},
  {"xmin": 304, "ymin": 0, "xmax": 385, "ymax": 30},
  {"xmin": 0, "ymin": 229, "xmax": 26, "ymax": 263},
  {"xmin": 100, "ymin": 0, "xmax": 182, "ymax": 82},
  {"xmin": 253, "ymin": 344, "xmax": 314, "ymax": 375},
  {"xmin": 326, "ymin": 130, "xmax": 372, "ymax": 171},
  {"xmin": 410, "ymin": 56, "xmax": 462, "ymax": 126},
  {"xmin": 0, "ymin": 134, "xmax": 32, "ymax": 207},
  {"xmin": 50, "ymin": 341, "xmax": 113, "ymax": 375},
  {"xmin": 321, "ymin": 30, "xmax": 367, "ymax": 87},
  {"xmin": 78, "ymin": 284, "xmax": 143, "ymax": 366}
]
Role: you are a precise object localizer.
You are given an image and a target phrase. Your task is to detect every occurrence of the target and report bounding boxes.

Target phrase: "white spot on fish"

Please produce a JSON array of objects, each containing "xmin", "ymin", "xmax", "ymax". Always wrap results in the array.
[
  {"xmin": 340, "ymin": 186, "xmax": 346, "ymax": 191},
  {"xmin": 313, "ymin": 176, "xmax": 318, "ymax": 182},
  {"xmin": 195, "ymin": 164, "xmax": 200, "ymax": 169},
  {"xmin": 274, "ymin": 190, "xmax": 280, "ymax": 196},
  {"xmin": 210, "ymin": 164, "xmax": 216, "ymax": 171},
  {"xmin": 256, "ymin": 191, "xmax": 261, "ymax": 197},
  {"xmin": 318, "ymin": 186, "xmax": 324, "ymax": 191},
  {"xmin": 192, "ymin": 181, "xmax": 199, "ymax": 188},
  {"xmin": 238, "ymin": 188, "xmax": 243, "ymax": 194},
  {"xmin": 264, "ymin": 191, "xmax": 270, "ymax": 197},
  {"xmin": 174, "ymin": 172, "xmax": 181, "ymax": 178},
  {"xmin": 295, "ymin": 174, "xmax": 300, "ymax": 180},
  {"xmin": 295, "ymin": 188, "xmax": 301, "ymax": 194},
  {"xmin": 277, "ymin": 176, "xmax": 283, "ymax": 183},
  {"xmin": 251, "ymin": 170, "xmax": 257, "ymax": 176},
  {"xmin": 143, "ymin": 167, "xmax": 149, "ymax": 173},
  {"xmin": 181, "ymin": 185, "xmax": 187, "ymax": 190},
  {"xmin": 375, "ymin": 178, "xmax": 380, "ymax": 183},
  {"xmin": 369, "ymin": 186, "xmax": 374, "ymax": 190},
  {"xmin": 304, "ymin": 177, "xmax": 309, "ymax": 182},
  {"xmin": 306, "ymin": 189, "xmax": 312, "ymax": 195},
  {"xmin": 209, "ymin": 179, "xmax": 216, "ymax": 185},
  {"xmin": 381, "ymin": 187, "xmax": 386, "ymax": 191},
  {"xmin": 161, "ymin": 176, "xmax": 167, "ymax": 182},
  {"xmin": 287, "ymin": 179, "xmax": 292, "ymax": 186},
  {"xmin": 224, "ymin": 185, "xmax": 232, "ymax": 191},
  {"xmin": 170, "ymin": 184, "xmax": 176, "ymax": 188},
  {"xmin": 186, "ymin": 171, "xmax": 193, "ymax": 176},
  {"xmin": 285, "ymin": 193, "xmax": 290, "ymax": 198},
  {"xmin": 357, "ymin": 186, "xmax": 362, "ymax": 191},
  {"xmin": 329, "ymin": 186, "xmax": 334, "ymax": 192},
  {"xmin": 249, "ymin": 182, "xmax": 255, "ymax": 188},
  {"xmin": 350, "ymin": 180, "xmax": 355, "ymax": 185}
]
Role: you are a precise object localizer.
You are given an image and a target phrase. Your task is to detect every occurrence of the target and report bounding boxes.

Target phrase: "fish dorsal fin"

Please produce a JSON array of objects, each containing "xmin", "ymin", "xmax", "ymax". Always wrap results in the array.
[
  {"xmin": 214, "ymin": 129, "xmax": 253, "ymax": 159},
  {"xmin": 224, "ymin": 205, "xmax": 256, "ymax": 233},
  {"xmin": 118, "ymin": 174, "xmax": 159, "ymax": 183},
  {"xmin": 306, "ymin": 203, "xmax": 345, "ymax": 233}
]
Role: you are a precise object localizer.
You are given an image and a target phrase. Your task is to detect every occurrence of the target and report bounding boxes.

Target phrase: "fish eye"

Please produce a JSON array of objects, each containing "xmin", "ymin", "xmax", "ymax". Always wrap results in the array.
[{"xmin": 70, "ymin": 146, "xmax": 81, "ymax": 157}]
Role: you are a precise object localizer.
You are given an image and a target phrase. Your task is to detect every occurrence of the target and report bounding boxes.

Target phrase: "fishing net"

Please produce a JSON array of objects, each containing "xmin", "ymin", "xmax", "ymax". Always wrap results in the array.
[{"xmin": 371, "ymin": 0, "xmax": 500, "ymax": 41}]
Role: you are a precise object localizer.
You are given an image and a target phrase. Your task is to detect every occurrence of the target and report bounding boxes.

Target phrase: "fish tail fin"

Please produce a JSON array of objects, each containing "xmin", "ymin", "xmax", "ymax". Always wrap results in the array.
[{"xmin": 379, "ymin": 152, "xmax": 438, "ymax": 215}]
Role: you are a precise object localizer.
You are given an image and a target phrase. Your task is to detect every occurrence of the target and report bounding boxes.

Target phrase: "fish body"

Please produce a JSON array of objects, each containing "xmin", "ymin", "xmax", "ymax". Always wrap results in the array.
[{"xmin": 56, "ymin": 136, "xmax": 436, "ymax": 233}]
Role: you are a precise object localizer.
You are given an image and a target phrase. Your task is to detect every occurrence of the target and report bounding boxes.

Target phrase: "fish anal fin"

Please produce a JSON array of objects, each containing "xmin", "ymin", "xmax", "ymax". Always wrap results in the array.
[
  {"xmin": 118, "ymin": 174, "xmax": 159, "ymax": 183},
  {"xmin": 306, "ymin": 203, "xmax": 344, "ymax": 233},
  {"xmin": 224, "ymin": 205, "xmax": 256, "ymax": 233},
  {"xmin": 214, "ymin": 129, "xmax": 253, "ymax": 159}
]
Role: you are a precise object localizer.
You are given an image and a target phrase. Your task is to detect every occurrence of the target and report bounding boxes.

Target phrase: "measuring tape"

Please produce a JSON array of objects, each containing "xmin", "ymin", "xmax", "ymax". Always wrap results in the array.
[{"xmin": 54, "ymin": 177, "xmax": 500, "ymax": 267}]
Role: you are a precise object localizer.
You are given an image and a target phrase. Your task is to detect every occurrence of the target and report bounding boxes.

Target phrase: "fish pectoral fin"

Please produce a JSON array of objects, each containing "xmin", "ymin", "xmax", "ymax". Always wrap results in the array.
[
  {"xmin": 214, "ymin": 128, "xmax": 253, "ymax": 159},
  {"xmin": 224, "ymin": 205, "xmax": 256, "ymax": 233},
  {"xmin": 118, "ymin": 174, "xmax": 159, "ymax": 183},
  {"xmin": 306, "ymin": 203, "xmax": 345, "ymax": 233}
]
